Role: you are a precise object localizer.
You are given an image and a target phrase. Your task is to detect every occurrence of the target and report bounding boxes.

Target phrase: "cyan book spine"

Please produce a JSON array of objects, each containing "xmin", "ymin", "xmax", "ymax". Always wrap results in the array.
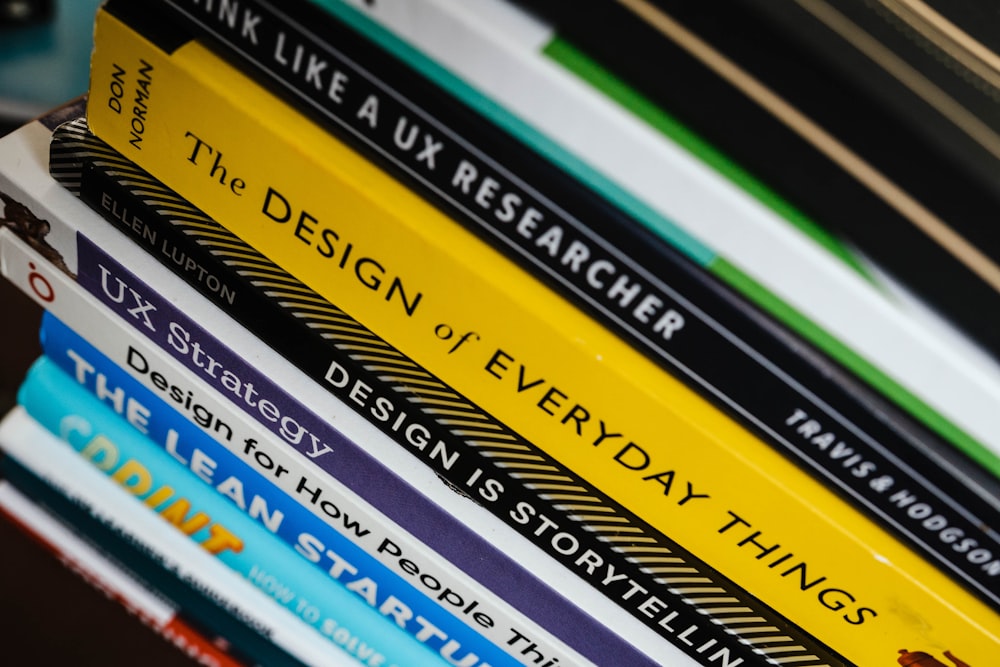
[
  {"xmin": 39, "ymin": 310, "xmax": 519, "ymax": 667},
  {"xmin": 16, "ymin": 355, "xmax": 459, "ymax": 667}
]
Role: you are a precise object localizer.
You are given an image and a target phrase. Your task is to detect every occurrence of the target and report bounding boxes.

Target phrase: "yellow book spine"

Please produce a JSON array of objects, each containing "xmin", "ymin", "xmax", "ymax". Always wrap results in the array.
[{"xmin": 86, "ymin": 7, "xmax": 1000, "ymax": 661}]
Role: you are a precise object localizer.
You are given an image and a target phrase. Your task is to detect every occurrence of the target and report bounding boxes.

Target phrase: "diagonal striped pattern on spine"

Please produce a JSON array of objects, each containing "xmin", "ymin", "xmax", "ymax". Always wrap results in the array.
[{"xmin": 51, "ymin": 117, "xmax": 841, "ymax": 665}]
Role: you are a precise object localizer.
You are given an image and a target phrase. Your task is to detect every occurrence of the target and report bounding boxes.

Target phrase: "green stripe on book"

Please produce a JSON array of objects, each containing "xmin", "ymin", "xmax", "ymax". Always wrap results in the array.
[
  {"xmin": 543, "ymin": 36, "xmax": 874, "ymax": 282},
  {"xmin": 711, "ymin": 256, "xmax": 1000, "ymax": 476}
]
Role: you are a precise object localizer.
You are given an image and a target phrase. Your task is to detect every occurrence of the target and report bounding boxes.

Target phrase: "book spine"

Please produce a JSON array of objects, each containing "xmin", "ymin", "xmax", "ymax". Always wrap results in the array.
[
  {"xmin": 78, "ymin": 8, "xmax": 1000, "ymax": 660},
  {"xmin": 0, "ymin": 480, "xmax": 246, "ymax": 667},
  {"xmin": 324, "ymin": 0, "xmax": 1000, "ymax": 502},
  {"xmin": 128, "ymin": 0, "xmax": 1000, "ymax": 510},
  {"xmin": 0, "ymin": 112, "xmax": 667, "ymax": 667},
  {"xmin": 39, "ymin": 309, "xmax": 571, "ymax": 667},
  {"xmin": 0, "ymin": 406, "xmax": 338, "ymax": 667},
  {"xmin": 0, "ymin": 186, "xmax": 770, "ymax": 667},
  {"xmin": 86, "ymin": 0, "xmax": 1000, "ymax": 609},
  {"xmin": 16, "ymin": 356, "xmax": 454, "ymax": 667}
]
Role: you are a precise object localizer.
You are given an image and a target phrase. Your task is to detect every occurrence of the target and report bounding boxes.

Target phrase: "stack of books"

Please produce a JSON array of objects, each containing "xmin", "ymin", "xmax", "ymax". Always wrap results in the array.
[{"xmin": 1, "ymin": 1, "xmax": 998, "ymax": 664}]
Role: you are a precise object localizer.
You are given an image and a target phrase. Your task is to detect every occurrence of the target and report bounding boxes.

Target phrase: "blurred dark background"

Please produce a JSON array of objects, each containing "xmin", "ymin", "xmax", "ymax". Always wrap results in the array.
[{"xmin": 1, "ymin": 2, "xmax": 193, "ymax": 663}]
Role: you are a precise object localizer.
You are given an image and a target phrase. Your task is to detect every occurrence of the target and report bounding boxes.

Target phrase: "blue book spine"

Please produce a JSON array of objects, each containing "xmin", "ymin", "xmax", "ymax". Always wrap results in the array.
[
  {"xmin": 17, "ymin": 355, "xmax": 461, "ymax": 667},
  {"xmin": 37, "ymin": 312, "xmax": 518, "ymax": 667},
  {"xmin": 38, "ymin": 310, "xmax": 516, "ymax": 667}
]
